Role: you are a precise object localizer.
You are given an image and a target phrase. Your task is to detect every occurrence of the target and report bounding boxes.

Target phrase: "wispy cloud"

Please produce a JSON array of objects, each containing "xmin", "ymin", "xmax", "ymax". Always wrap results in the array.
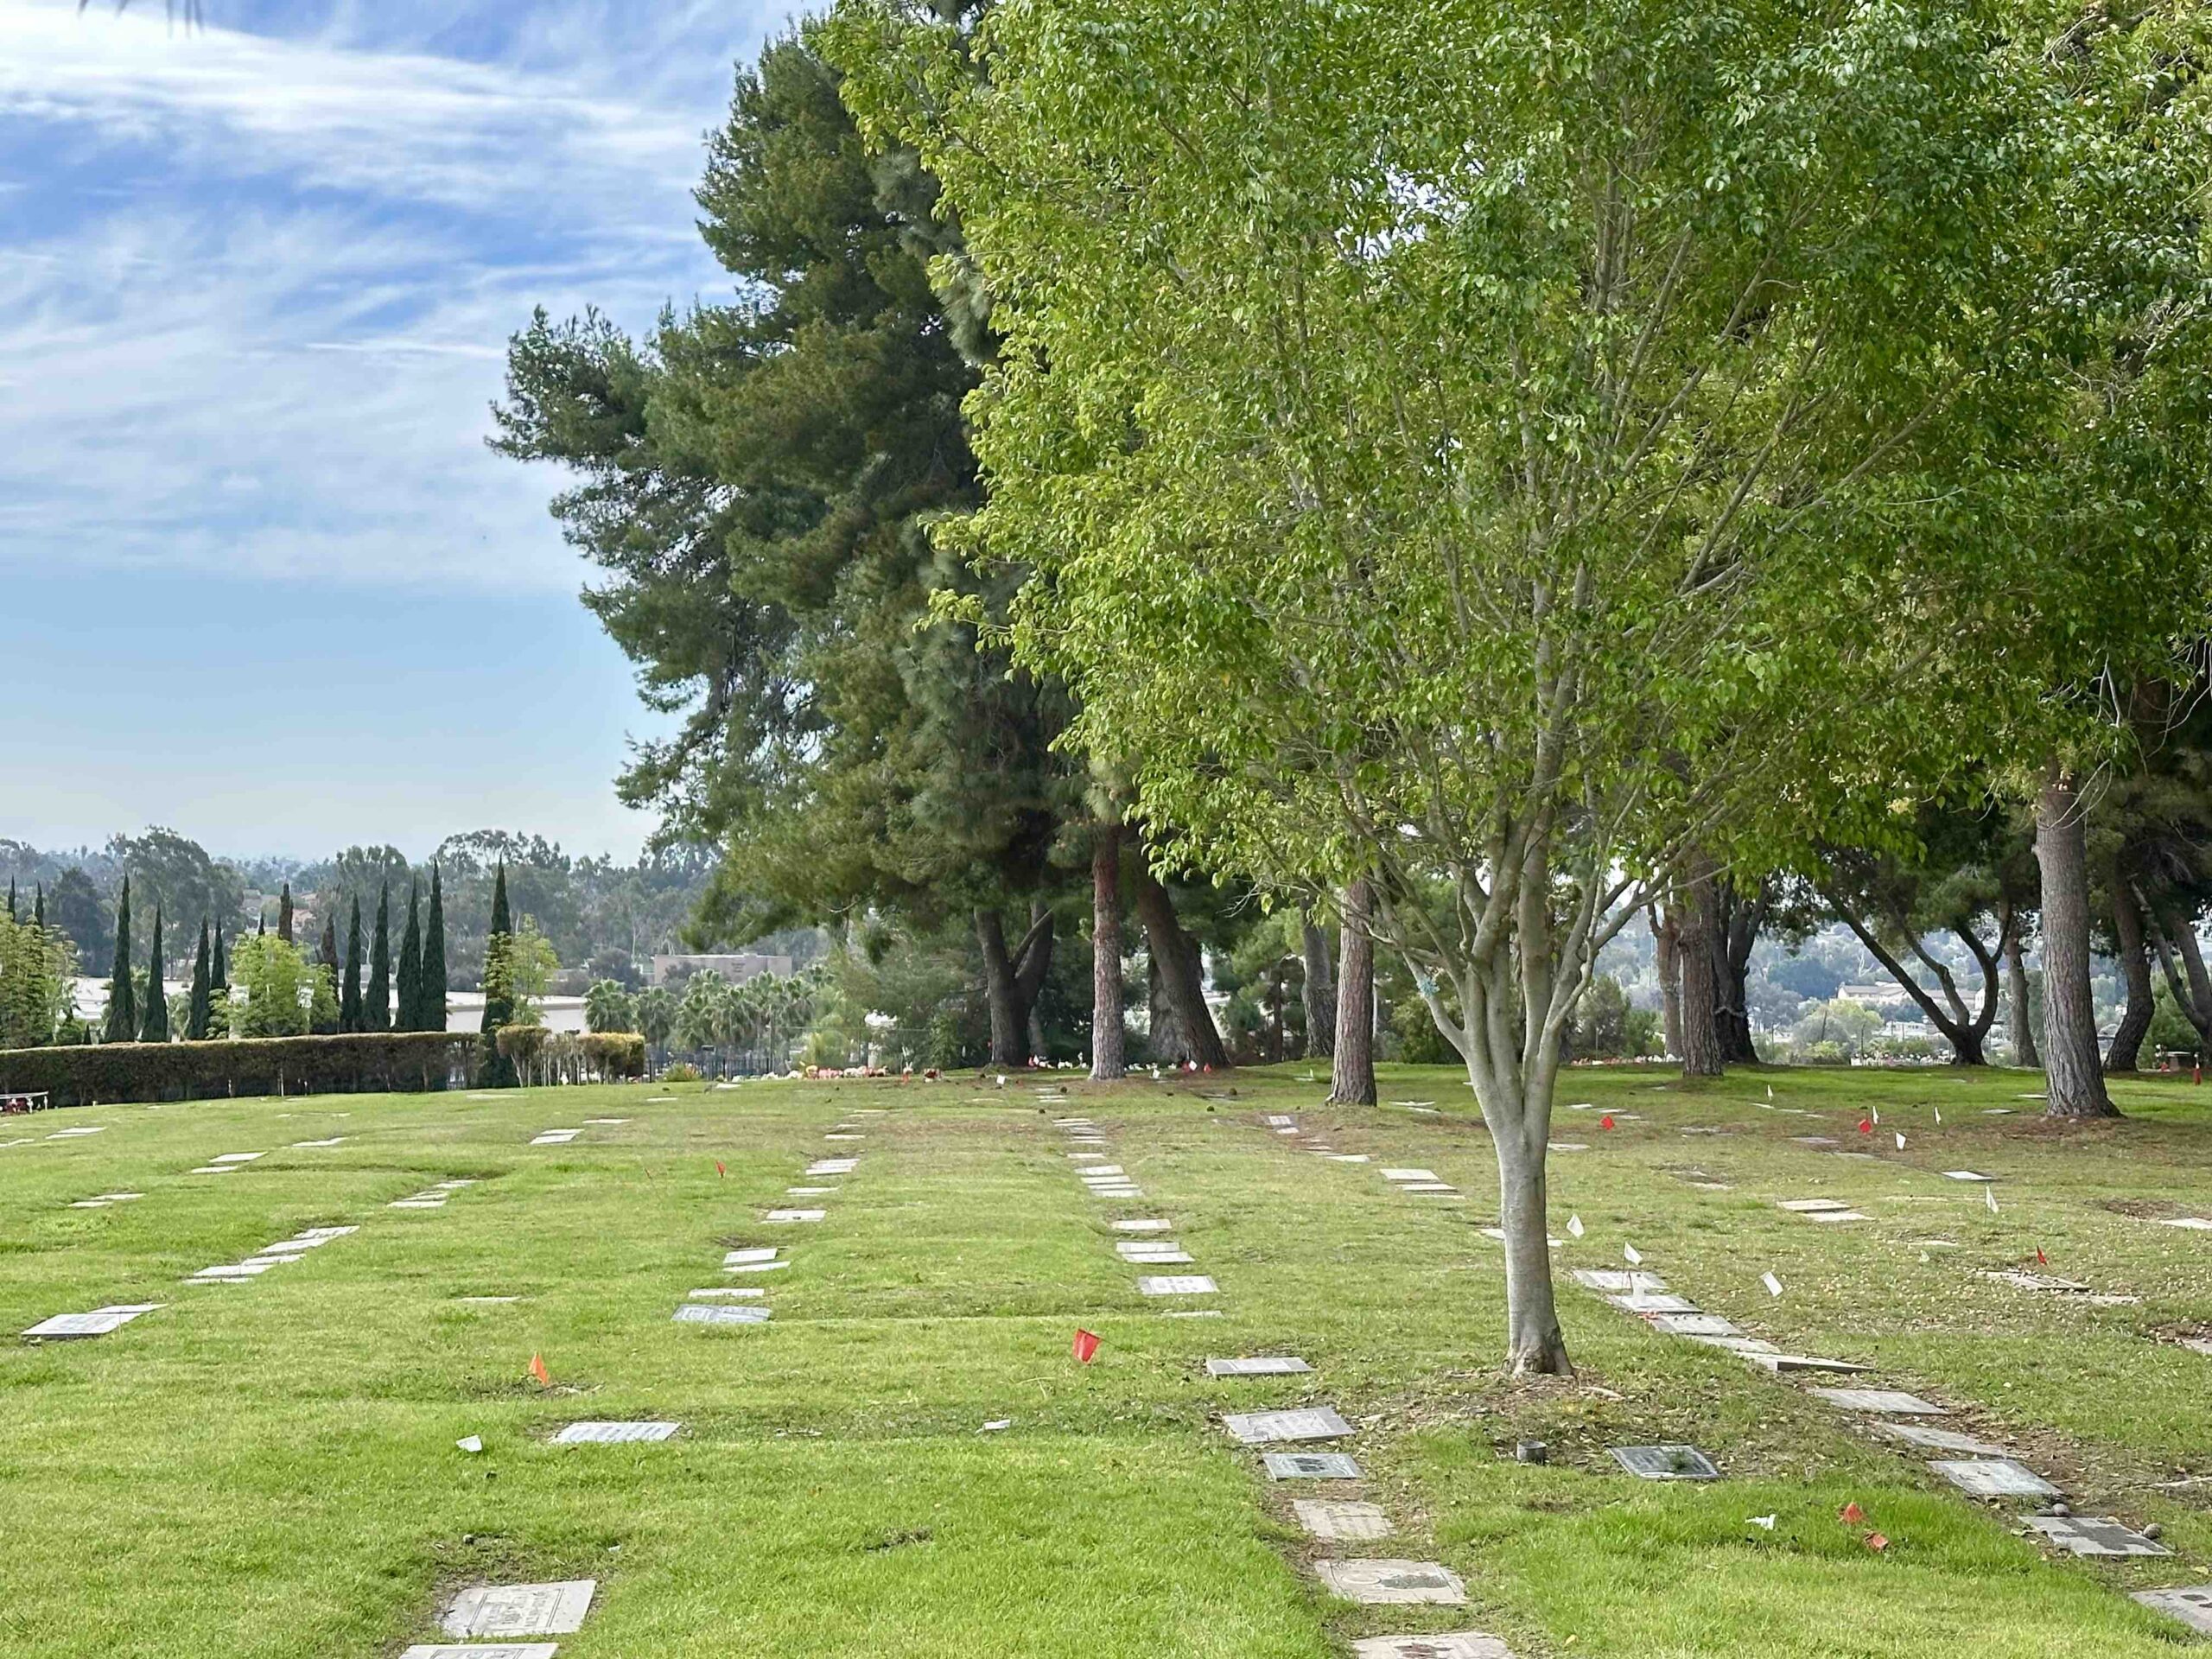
[{"xmin": 0, "ymin": 0, "xmax": 785, "ymax": 592}]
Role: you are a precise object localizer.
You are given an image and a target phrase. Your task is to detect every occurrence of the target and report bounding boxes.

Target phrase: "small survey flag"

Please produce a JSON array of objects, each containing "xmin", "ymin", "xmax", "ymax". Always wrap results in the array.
[
  {"xmin": 529, "ymin": 1353, "xmax": 550, "ymax": 1388},
  {"xmin": 1071, "ymin": 1329, "xmax": 1100, "ymax": 1363}
]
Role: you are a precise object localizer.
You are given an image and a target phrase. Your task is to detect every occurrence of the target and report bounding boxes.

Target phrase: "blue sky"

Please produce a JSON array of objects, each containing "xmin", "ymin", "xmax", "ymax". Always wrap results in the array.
[{"xmin": 0, "ymin": 0, "xmax": 794, "ymax": 861}]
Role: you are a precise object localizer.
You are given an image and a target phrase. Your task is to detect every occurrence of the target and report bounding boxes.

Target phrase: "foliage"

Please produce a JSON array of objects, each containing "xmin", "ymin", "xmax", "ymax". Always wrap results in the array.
[
  {"xmin": 584, "ymin": 978, "xmax": 639, "ymax": 1035},
  {"xmin": 227, "ymin": 933, "xmax": 322, "ymax": 1040},
  {"xmin": 0, "ymin": 912, "xmax": 75, "ymax": 1050},
  {"xmin": 102, "ymin": 876, "xmax": 135, "ymax": 1044}
]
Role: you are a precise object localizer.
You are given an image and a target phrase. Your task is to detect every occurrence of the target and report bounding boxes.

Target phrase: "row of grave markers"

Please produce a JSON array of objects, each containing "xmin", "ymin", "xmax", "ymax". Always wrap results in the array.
[{"xmin": 402, "ymin": 1106, "xmax": 894, "ymax": 1652}]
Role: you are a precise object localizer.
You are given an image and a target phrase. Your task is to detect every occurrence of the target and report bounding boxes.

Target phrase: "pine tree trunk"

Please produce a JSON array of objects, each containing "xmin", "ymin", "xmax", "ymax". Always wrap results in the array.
[
  {"xmin": 2035, "ymin": 769, "xmax": 2119, "ymax": 1119},
  {"xmin": 1131, "ymin": 865, "xmax": 1227, "ymax": 1068},
  {"xmin": 1300, "ymin": 912, "xmax": 1336, "ymax": 1059},
  {"xmin": 2106, "ymin": 884, "xmax": 2153, "ymax": 1074},
  {"xmin": 1715, "ymin": 883, "xmax": 1765, "ymax": 1065},
  {"xmin": 1651, "ymin": 907, "xmax": 1683, "ymax": 1060},
  {"xmin": 1329, "ymin": 879, "xmax": 1377, "ymax": 1104},
  {"xmin": 1018, "ymin": 903, "xmax": 1054, "ymax": 1062},
  {"xmin": 976, "ymin": 907, "xmax": 1024, "ymax": 1067},
  {"xmin": 1676, "ymin": 860, "xmax": 1726, "ymax": 1078},
  {"xmin": 1090, "ymin": 824, "xmax": 1126, "ymax": 1081},
  {"xmin": 2004, "ymin": 917, "xmax": 2040, "ymax": 1068}
]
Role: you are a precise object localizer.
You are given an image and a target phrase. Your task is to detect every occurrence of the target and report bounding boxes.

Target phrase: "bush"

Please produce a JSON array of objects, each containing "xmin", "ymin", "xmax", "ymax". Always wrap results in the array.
[
  {"xmin": 659, "ymin": 1061, "xmax": 702, "ymax": 1083},
  {"xmin": 1389, "ymin": 992, "xmax": 1459, "ymax": 1065},
  {"xmin": 0, "ymin": 1032, "xmax": 476, "ymax": 1107}
]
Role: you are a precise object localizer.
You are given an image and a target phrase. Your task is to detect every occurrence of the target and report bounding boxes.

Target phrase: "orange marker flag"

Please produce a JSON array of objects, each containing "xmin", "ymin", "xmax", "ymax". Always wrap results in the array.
[
  {"xmin": 529, "ymin": 1352, "xmax": 550, "ymax": 1388},
  {"xmin": 715, "ymin": 1160, "xmax": 727, "ymax": 1178}
]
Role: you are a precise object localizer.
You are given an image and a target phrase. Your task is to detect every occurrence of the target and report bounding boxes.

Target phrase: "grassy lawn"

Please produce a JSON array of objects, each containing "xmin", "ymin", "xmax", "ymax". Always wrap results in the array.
[{"xmin": 3, "ymin": 1062, "xmax": 2210, "ymax": 1656}]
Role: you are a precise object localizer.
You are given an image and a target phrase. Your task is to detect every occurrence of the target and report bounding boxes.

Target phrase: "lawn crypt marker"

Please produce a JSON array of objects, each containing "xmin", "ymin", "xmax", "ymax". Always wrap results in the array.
[
  {"xmin": 2024, "ymin": 1516, "xmax": 2170, "ymax": 1557},
  {"xmin": 1875, "ymin": 1423, "xmax": 2012, "ymax": 1456},
  {"xmin": 553, "ymin": 1421, "xmax": 681, "ymax": 1444},
  {"xmin": 1610, "ymin": 1445, "xmax": 1721, "ymax": 1480},
  {"xmin": 1808, "ymin": 1389, "xmax": 1947, "ymax": 1414},
  {"xmin": 1293, "ymin": 1499, "xmax": 1391, "ymax": 1539},
  {"xmin": 401, "ymin": 1647, "xmax": 558, "ymax": 1659},
  {"xmin": 442, "ymin": 1580, "xmax": 596, "ymax": 1638},
  {"xmin": 1206, "ymin": 1357, "xmax": 1313, "ymax": 1376},
  {"xmin": 2133, "ymin": 1587, "xmax": 2212, "ymax": 1635},
  {"xmin": 1351, "ymin": 1637, "xmax": 1516, "ymax": 1659},
  {"xmin": 1137, "ymin": 1274, "xmax": 1216, "ymax": 1295},
  {"xmin": 1222, "ymin": 1407, "xmax": 1354, "ymax": 1444},
  {"xmin": 1315, "ymin": 1560, "xmax": 1468, "ymax": 1605},
  {"xmin": 674, "ymin": 1302, "xmax": 771, "ymax": 1326},
  {"xmin": 22, "ymin": 1303, "xmax": 161, "ymax": 1340},
  {"xmin": 1262, "ymin": 1451, "xmax": 1362, "ymax": 1479},
  {"xmin": 1928, "ymin": 1459, "xmax": 2061, "ymax": 1500}
]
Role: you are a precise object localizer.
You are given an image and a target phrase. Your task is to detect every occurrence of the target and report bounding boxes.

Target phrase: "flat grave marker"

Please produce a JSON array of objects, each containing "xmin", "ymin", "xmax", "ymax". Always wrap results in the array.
[
  {"xmin": 1748, "ymin": 1353, "xmax": 1872, "ymax": 1376},
  {"xmin": 1351, "ymin": 1637, "xmax": 1515, "ymax": 1659},
  {"xmin": 1942, "ymin": 1171, "xmax": 1994, "ymax": 1183},
  {"xmin": 1874, "ymin": 1422, "xmax": 2012, "ymax": 1456},
  {"xmin": 673, "ymin": 1303, "xmax": 772, "ymax": 1326},
  {"xmin": 442, "ymin": 1580, "xmax": 597, "ymax": 1639},
  {"xmin": 687, "ymin": 1287, "xmax": 765, "ymax": 1300},
  {"xmin": 1382, "ymin": 1168, "xmax": 1440, "ymax": 1183},
  {"xmin": 1777, "ymin": 1198, "xmax": 1854, "ymax": 1213},
  {"xmin": 1113, "ymin": 1220, "xmax": 1172, "ymax": 1233},
  {"xmin": 1646, "ymin": 1313, "xmax": 1740, "ymax": 1338},
  {"xmin": 1293, "ymin": 1499, "xmax": 1391, "ymax": 1540},
  {"xmin": 401, "ymin": 1647, "xmax": 560, "ymax": 1659},
  {"xmin": 1120, "ymin": 1248, "xmax": 1194, "ymax": 1264},
  {"xmin": 724, "ymin": 1248, "xmax": 779, "ymax": 1265},
  {"xmin": 553, "ymin": 1421, "xmax": 681, "ymax": 1444},
  {"xmin": 22, "ymin": 1303, "xmax": 162, "ymax": 1340},
  {"xmin": 1206, "ymin": 1357, "xmax": 1313, "ymax": 1376},
  {"xmin": 1316, "ymin": 1560, "xmax": 1468, "ymax": 1606},
  {"xmin": 1929, "ymin": 1458, "xmax": 2061, "ymax": 1500},
  {"xmin": 2024, "ymin": 1515, "xmax": 2169, "ymax": 1557},
  {"xmin": 1610, "ymin": 1444, "xmax": 1720, "ymax": 1481},
  {"xmin": 764, "ymin": 1209, "xmax": 825, "ymax": 1224},
  {"xmin": 1808, "ymin": 1388, "xmax": 1946, "ymax": 1414},
  {"xmin": 1137, "ymin": 1274, "xmax": 1216, "ymax": 1295},
  {"xmin": 2133, "ymin": 1587, "xmax": 2212, "ymax": 1635},
  {"xmin": 1222, "ymin": 1407, "xmax": 1353, "ymax": 1445},
  {"xmin": 1572, "ymin": 1269, "xmax": 1657, "ymax": 1293},
  {"xmin": 1262, "ymin": 1451, "xmax": 1363, "ymax": 1480}
]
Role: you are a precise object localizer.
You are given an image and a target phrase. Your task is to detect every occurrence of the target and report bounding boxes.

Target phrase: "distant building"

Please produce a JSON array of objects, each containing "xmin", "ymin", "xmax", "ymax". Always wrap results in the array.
[
  {"xmin": 649, "ymin": 953, "xmax": 792, "ymax": 988},
  {"xmin": 1836, "ymin": 982, "xmax": 1912, "ymax": 1005},
  {"xmin": 446, "ymin": 992, "xmax": 588, "ymax": 1035}
]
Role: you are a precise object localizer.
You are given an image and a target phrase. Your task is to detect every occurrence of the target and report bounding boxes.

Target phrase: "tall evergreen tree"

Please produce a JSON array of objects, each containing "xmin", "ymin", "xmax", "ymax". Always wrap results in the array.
[
  {"xmin": 340, "ymin": 895, "xmax": 365, "ymax": 1033},
  {"xmin": 138, "ymin": 906, "xmax": 168, "ymax": 1043},
  {"xmin": 277, "ymin": 882, "xmax": 294, "ymax": 944},
  {"xmin": 365, "ymin": 884, "xmax": 392, "ymax": 1032},
  {"xmin": 32, "ymin": 886, "xmax": 42, "ymax": 928},
  {"xmin": 480, "ymin": 861, "xmax": 517, "ymax": 1085},
  {"xmin": 315, "ymin": 917, "xmax": 341, "ymax": 1035},
  {"xmin": 211, "ymin": 920, "xmax": 227, "ymax": 992},
  {"xmin": 422, "ymin": 863, "xmax": 448, "ymax": 1034},
  {"xmin": 103, "ymin": 876, "xmax": 136, "ymax": 1043},
  {"xmin": 397, "ymin": 882, "xmax": 423, "ymax": 1032},
  {"xmin": 6, "ymin": 879, "xmax": 14, "ymax": 922},
  {"xmin": 187, "ymin": 919, "xmax": 212, "ymax": 1040}
]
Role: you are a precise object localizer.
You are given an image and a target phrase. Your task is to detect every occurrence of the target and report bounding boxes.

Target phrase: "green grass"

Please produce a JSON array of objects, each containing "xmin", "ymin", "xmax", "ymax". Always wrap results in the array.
[{"xmin": 3, "ymin": 1063, "xmax": 2211, "ymax": 1655}]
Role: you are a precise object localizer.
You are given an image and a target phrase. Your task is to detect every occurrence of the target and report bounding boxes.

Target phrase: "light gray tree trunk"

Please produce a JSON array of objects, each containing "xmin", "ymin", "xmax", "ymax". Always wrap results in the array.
[
  {"xmin": 1651, "ymin": 906, "xmax": 1683, "ymax": 1059},
  {"xmin": 2035, "ymin": 769, "xmax": 2118, "ymax": 1119},
  {"xmin": 2002, "ymin": 906, "xmax": 2040, "ymax": 1067},
  {"xmin": 1300, "ymin": 910, "xmax": 1336, "ymax": 1059},
  {"xmin": 1328, "ymin": 880, "xmax": 1376, "ymax": 1104},
  {"xmin": 1090, "ymin": 823, "xmax": 1126, "ymax": 1080}
]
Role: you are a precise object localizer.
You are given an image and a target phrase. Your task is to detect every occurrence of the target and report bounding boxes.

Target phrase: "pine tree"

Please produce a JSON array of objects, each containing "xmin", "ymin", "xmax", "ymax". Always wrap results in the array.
[
  {"xmin": 366, "ymin": 885, "xmax": 391, "ymax": 1032},
  {"xmin": 340, "ymin": 895, "xmax": 364, "ymax": 1033},
  {"xmin": 188, "ymin": 920, "xmax": 212, "ymax": 1040},
  {"xmin": 277, "ymin": 882, "xmax": 294, "ymax": 944},
  {"xmin": 104, "ymin": 877, "xmax": 136, "ymax": 1043},
  {"xmin": 397, "ymin": 882, "xmax": 423, "ymax": 1032},
  {"xmin": 422, "ymin": 863, "xmax": 448, "ymax": 1035},
  {"xmin": 138, "ymin": 906, "xmax": 168, "ymax": 1043},
  {"xmin": 315, "ymin": 917, "xmax": 341, "ymax": 1035},
  {"xmin": 480, "ymin": 861, "xmax": 517, "ymax": 1085}
]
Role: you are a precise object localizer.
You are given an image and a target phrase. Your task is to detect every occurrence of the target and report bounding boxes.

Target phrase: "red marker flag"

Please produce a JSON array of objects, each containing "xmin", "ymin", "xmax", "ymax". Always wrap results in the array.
[
  {"xmin": 715, "ymin": 1160, "xmax": 727, "ymax": 1178},
  {"xmin": 1864, "ymin": 1532, "xmax": 1890, "ymax": 1553},
  {"xmin": 1839, "ymin": 1501, "xmax": 1866, "ymax": 1526},
  {"xmin": 2035, "ymin": 1245, "xmax": 2048, "ymax": 1266},
  {"xmin": 1071, "ymin": 1329, "xmax": 1100, "ymax": 1364},
  {"xmin": 1600, "ymin": 1115, "xmax": 1616, "ymax": 1131},
  {"xmin": 1858, "ymin": 1117, "xmax": 1873, "ymax": 1135},
  {"xmin": 529, "ymin": 1352, "xmax": 551, "ymax": 1388}
]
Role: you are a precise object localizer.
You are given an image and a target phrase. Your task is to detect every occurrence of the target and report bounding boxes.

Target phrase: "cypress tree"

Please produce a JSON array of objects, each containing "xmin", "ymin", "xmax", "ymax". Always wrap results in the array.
[
  {"xmin": 397, "ymin": 882, "xmax": 423, "ymax": 1032},
  {"xmin": 188, "ymin": 920, "xmax": 212, "ymax": 1040},
  {"xmin": 480, "ymin": 861, "xmax": 516, "ymax": 1085},
  {"xmin": 32, "ymin": 886, "xmax": 42, "ymax": 928},
  {"xmin": 103, "ymin": 877, "xmax": 136, "ymax": 1043},
  {"xmin": 138, "ymin": 906, "xmax": 168, "ymax": 1043},
  {"xmin": 277, "ymin": 882, "xmax": 294, "ymax": 944},
  {"xmin": 316, "ymin": 917, "xmax": 341, "ymax": 1034},
  {"xmin": 5, "ymin": 879, "xmax": 14, "ymax": 922},
  {"xmin": 211, "ymin": 921, "xmax": 227, "ymax": 991},
  {"xmin": 340, "ymin": 895, "xmax": 365, "ymax": 1033},
  {"xmin": 366, "ymin": 885, "xmax": 391, "ymax": 1032},
  {"xmin": 422, "ymin": 863, "xmax": 448, "ymax": 1035}
]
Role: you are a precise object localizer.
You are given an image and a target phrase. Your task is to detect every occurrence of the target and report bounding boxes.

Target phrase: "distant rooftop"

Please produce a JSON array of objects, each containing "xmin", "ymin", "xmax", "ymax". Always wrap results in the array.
[{"xmin": 649, "ymin": 953, "xmax": 791, "ymax": 988}]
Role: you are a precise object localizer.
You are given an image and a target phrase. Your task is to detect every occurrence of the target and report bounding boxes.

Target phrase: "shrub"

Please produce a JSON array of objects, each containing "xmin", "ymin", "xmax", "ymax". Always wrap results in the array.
[
  {"xmin": 660, "ymin": 1062, "xmax": 702, "ymax": 1083},
  {"xmin": 0, "ymin": 1031, "xmax": 476, "ymax": 1107}
]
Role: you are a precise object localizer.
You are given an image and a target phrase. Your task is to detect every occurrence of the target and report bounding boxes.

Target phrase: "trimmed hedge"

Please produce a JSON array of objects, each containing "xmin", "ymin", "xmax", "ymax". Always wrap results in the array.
[{"xmin": 0, "ymin": 1032, "xmax": 479, "ymax": 1107}]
